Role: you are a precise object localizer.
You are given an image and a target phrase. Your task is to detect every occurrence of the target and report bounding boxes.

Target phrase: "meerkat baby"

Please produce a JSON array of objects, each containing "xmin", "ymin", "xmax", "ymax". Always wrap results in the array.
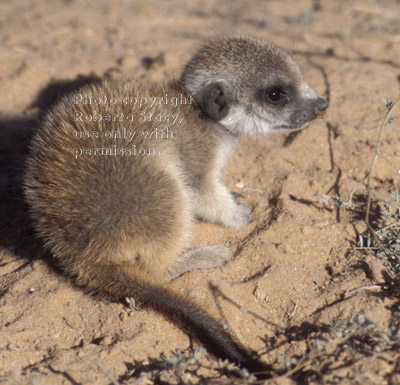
[{"xmin": 23, "ymin": 36, "xmax": 328, "ymax": 372}]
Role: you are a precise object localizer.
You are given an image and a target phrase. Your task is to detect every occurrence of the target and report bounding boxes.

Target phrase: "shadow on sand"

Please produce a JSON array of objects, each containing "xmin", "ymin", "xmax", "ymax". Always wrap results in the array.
[{"xmin": 0, "ymin": 75, "xmax": 102, "ymax": 262}]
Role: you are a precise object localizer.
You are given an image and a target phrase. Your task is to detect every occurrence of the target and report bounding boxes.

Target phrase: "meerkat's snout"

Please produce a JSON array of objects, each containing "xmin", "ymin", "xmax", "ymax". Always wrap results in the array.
[
  {"xmin": 298, "ymin": 83, "xmax": 328, "ymax": 118},
  {"xmin": 313, "ymin": 95, "xmax": 329, "ymax": 117},
  {"xmin": 314, "ymin": 95, "xmax": 329, "ymax": 112}
]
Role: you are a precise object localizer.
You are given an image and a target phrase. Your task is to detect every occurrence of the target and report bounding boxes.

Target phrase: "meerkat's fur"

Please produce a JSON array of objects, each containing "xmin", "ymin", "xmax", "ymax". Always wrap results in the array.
[{"xmin": 23, "ymin": 36, "xmax": 328, "ymax": 373}]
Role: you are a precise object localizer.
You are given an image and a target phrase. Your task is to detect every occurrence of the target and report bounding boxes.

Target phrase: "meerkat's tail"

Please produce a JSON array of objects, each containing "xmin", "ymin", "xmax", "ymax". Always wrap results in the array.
[{"xmin": 77, "ymin": 262, "xmax": 272, "ymax": 377}]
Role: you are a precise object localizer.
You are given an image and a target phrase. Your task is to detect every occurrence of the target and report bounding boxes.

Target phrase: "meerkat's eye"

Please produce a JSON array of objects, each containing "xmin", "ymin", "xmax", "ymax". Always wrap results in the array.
[{"xmin": 265, "ymin": 86, "xmax": 288, "ymax": 105}]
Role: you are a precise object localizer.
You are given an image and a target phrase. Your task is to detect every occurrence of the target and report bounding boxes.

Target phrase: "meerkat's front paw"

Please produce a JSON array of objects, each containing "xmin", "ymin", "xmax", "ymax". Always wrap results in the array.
[
  {"xmin": 193, "ymin": 188, "xmax": 252, "ymax": 229},
  {"xmin": 222, "ymin": 202, "xmax": 252, "ymax": 229}
]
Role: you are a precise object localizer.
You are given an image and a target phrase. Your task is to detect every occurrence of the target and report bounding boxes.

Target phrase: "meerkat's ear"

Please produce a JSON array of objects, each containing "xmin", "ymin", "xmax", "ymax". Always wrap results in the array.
[{"xmin": 199, "ymin": 82, "xmax": 230, "ymax": 121}]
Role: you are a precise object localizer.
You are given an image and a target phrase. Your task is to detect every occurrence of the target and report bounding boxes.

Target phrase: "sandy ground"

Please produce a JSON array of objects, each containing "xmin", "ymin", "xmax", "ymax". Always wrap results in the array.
[{"xmin": 1, "ymin": 0, "xmax": 400, "ymax": 384}]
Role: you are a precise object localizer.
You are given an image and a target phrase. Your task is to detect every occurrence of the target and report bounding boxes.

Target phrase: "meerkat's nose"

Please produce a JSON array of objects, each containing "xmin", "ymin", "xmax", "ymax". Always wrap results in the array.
[{"xmin": 315, "ymin": 96, "xmax": 328, "ymax": 112}]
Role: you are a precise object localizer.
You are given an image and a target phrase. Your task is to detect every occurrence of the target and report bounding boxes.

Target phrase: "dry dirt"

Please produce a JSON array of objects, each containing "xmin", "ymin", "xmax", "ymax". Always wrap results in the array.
[{"xmin": 1, "ymin": 1, "xmax": 400, "ymax": 384}]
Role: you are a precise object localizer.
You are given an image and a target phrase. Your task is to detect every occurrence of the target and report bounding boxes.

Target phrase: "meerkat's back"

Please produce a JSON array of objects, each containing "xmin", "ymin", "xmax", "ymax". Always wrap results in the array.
[{"xmin": 26, "ymin": 81, "xmax": 190, "ymax": 284}]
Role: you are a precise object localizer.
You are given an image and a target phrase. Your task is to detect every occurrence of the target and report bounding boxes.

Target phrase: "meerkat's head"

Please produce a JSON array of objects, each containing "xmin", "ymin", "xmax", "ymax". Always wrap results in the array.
[{"xmin": 180, "ymin": 36, "xmax": 328, "ymax": 136}]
